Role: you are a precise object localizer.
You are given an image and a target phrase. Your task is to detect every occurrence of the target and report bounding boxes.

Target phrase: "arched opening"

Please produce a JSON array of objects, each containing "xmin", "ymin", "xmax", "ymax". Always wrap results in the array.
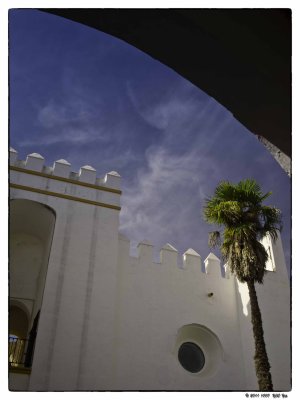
[
  {"xmin": 9, "ymin": 199, "xmax": 56, "ymax": 369},
  {"xmin": 9, "ymin": 305, "xmax": 29, "ymax": 367}
]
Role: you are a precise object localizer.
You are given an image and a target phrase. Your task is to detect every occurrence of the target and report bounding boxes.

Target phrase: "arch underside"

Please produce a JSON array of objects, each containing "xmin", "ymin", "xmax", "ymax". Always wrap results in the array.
[
  {"xmin": 9, "ymin": 200, "xmax": 56, "ymax": 352},
  {"xmin": 43, "ymin": 9, "xmax": 291, "ymax": 174}
]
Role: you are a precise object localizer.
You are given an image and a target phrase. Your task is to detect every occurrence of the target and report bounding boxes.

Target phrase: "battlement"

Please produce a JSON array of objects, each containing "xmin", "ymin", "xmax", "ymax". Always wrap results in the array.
[
  {"xmin": 10, "ymin": 148, "xmax": 121, "ymax": 191},
  {"xmin": 118, "ymin": 233, "xmax": 229, "ymax": 279},
  {"xmin": 9, "ymin": 148, "xmax": 121, "ymax": 211},
  {"xmin": 9, "ymin": 148, "xmax": 290, "ymax": 391},
  {"xmin": 117, "ymin": 231, "xmax": 288, "ymax": 297},
  {"xmin": 10, "ymin": 147, "xmax": 287, "ymax": 280}
]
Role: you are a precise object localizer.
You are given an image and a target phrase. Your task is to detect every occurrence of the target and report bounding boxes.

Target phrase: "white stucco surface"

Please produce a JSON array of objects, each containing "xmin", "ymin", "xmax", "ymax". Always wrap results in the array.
[{"xmin": 9, "ymin": 149, "xmax": 291, "ymax": 391}]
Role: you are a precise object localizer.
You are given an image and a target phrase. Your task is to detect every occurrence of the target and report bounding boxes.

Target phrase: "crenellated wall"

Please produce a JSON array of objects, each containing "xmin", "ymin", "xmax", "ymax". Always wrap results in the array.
[
  {"xmin": 9, "ymin": 148, "xmax": 290, "ymax": 391},
  {"xmin": 10, "ymin": 148, "xmax": 121, "ymax": 211},
  {"xmin": 10, "ymin": 148, "xmax": 122, "ymax": 390},
  {"xmin": 113, "ymin": 234, "xmax": 247, "ymax": 390}
]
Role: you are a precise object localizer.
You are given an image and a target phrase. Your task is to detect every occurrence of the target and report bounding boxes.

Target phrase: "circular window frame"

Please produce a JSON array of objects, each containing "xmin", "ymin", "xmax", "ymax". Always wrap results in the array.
[
  {"xmin": 174, "ymin": 324, "xmax": 224, "ymax": 377},
  {"xmin": 178, "ymin": 341, "xmax": 206, "ymax": 373}
]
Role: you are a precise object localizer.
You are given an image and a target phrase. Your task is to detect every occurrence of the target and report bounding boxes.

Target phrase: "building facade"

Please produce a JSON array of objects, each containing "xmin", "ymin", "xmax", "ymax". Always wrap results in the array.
[{"xmin": 9, "ymin": 148, "xmax": 291, "ymax": 391}]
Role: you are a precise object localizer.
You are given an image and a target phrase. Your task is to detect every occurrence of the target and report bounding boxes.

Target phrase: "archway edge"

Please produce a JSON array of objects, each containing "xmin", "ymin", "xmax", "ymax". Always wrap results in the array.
[{"xmin": 42, "ymin": 9, "xmax": 291, "ymax": 172}]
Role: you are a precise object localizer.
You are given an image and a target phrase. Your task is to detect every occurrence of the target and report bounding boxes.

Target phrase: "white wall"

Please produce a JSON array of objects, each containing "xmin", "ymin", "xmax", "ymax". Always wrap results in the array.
[
  {"xmin": 112, "ymin": 237, "xmax": 247, "ymax": 390},
  {"xmin": 9, "ymin": 149, "xmax": 291, "ymax": 391},
  {"xmin": 9, "ymin": 372, "xmax": 30, "ymax": 391},
  {"xmin": 10, "ymin": 233, "xmax": 44, "ymax": 301},
  {"xmin": 235, "ymin": 234, "xmax": 291, "ymax": 391},
  {"xmin": 10, "ymin": 198, "xmax": 57, "ymax": 344}
]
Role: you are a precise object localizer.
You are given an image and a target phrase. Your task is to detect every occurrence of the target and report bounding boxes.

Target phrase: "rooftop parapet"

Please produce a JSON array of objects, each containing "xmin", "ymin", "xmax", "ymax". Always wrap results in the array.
[
  {"xmin": 160, "ymin": 243, "xmax": 178, "ymax": 266},
  {"xmin": 223, "ymin": 263, "xmax": 231, "ymax": 279},
  {"xmin": 121, "ymin": 236, "xmax": 227, "ymax": 276},
  {"xmin": 204, "ymin": 253, "xmax": 222, "ymax": 277},
  {"xmin": 25, "ymin": 153, "xmax": 45, "ymax": 172},
  {"xmin": 104, "ymin": 171, "xmax": 121, "ymax": 190},
  {"xmin": 10, "ymin": 148, "xmax": 18, "ymax": 165},
  {"xmin": 79, "ymin": 165, "xmax": 97, "ymax": 184},
  {"xmin": 183, "ymin": 248, "xmax": 201, "ymax": 271},
  {"xmin": 137, "ymin": 240, "xmax": 154, "ymax": 262},
  {"xmin": 9, "ymin": 148, "xmax": 121, "ymax": 191},
  {"xmin": 53, "ymin": 159, "xmax": 71, "ymax": 178}
]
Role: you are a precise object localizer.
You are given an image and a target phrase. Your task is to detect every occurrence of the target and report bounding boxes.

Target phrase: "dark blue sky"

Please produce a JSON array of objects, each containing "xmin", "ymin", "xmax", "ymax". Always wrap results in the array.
[{"xmin": 9, "ymin": 9, "xmax": 291, "ymax": 270}]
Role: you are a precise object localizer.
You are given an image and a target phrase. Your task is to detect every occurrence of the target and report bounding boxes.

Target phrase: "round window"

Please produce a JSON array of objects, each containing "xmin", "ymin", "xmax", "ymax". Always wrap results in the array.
[{"xmin": 178, "ymin": 342, "xmax": 205, "ymax": 373}]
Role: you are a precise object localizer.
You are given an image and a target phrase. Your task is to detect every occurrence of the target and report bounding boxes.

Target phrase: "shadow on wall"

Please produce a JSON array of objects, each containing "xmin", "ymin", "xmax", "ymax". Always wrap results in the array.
[
  {"xmin": 9, "ymin": 199, "xmax": 56, "ymax": 370},
  {"xmin": 234, "ymin": 271, "xmax": 291, "ymax": 391}
]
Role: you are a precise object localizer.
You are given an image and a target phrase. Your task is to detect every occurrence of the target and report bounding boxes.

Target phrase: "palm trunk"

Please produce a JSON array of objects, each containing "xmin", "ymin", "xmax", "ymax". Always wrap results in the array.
[{"xmin": 247, "ymin": 279, "xmax": 273, "ymax": 391}]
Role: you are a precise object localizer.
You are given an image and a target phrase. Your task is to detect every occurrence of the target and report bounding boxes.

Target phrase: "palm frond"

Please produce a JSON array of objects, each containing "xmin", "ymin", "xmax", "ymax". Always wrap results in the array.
[
  {"xmin": 204, "ymin": 200, "xmax": 242, "ymax": 225},
  {"xmin": 208, "ymin": 231, "xmax": 222, "ymax": 248},
  {"xmin": 203, "ymin": 179, "xmax": 282, "ymax": 284},
  {"xmin": 260, "ymin": 191, "xmax": 272, "ymax": 202}
]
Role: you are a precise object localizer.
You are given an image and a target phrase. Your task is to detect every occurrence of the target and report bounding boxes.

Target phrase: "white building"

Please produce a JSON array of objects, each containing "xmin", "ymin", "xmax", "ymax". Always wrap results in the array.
[{"xmin": 9, "ymin": 148, "xmax": 290, "ymax": 391}]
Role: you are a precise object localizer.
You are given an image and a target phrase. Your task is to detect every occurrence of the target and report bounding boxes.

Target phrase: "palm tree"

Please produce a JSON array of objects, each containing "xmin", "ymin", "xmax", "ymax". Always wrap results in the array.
[{"xmin": 203, "ymin": 179, "xmax": 282, "ymax": 391}]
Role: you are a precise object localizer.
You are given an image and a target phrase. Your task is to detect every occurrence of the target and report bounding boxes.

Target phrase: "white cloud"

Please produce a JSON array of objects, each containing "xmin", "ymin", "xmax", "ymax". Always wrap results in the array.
[
  {"xmin": 119, "ymin": 83, "xmax": 235, "ymax": 257},
  {"xmin": 19, "ymin": 126, "xmax": 105, "ymax": 147},
  {"xmin": 37, "ymin": 99, "xmax": 92, "ymax": 128},
  {"xmin": 126, "ymin": 80, "xmax": 199, "ymax": 131},
  {"xmin": 119, "ymin": 146, "xmax": 216, "ymax": 256},
  {"xmin": 20, "ymin": 99, "xmax": 110, "ymax": 146}
]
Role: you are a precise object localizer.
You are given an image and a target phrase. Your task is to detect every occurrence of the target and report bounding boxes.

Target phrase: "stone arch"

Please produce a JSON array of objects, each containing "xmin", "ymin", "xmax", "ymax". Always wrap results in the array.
[
  {"xmin": 9, "ymin": 199, "xmax": 56, "ymax": 330},
  {"xmin": 9, "ymin": 304, "xmax": 29, "ymax": 338},
  {"xmin": 43, "ymin": 9, "xmax": 291, "ymax": 174},
  {"xmin": 9, "ymin": 299, "xmax": 31, "ymax": 328}
]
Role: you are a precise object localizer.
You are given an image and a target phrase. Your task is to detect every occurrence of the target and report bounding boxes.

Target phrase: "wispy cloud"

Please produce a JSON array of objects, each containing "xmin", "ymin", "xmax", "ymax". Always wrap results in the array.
[
  {"xmin": 126, "ymin": 79, "xmax": 212, "ymax": 132},
  {"xmin": 119, "ymin": 77, "xmax": 288, "ymax": 263},
  {"xmin": 10, "ymin": 9, "xmax": 290, "ymax": 270},
  {"xmin": 119, "ymin": 107, "xmax": 232, "ymax": 257},
  {"xmin": 19, "ymin": 99, "xmax": 110, "ymax": 146},
  {"xmin": 37, "ymin": 100, "xmax": 91, "ymax": 129},
  {"xmin": 126, "ymin": 80, "xmax": 198, "ymax": 131},
  {"xmin": 119, "ymin": 146, "xmax": 221, "ymax": 261},
  {"xmin": 19, "ymin": 127, "xmax": 103, "ymax": 147}
]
